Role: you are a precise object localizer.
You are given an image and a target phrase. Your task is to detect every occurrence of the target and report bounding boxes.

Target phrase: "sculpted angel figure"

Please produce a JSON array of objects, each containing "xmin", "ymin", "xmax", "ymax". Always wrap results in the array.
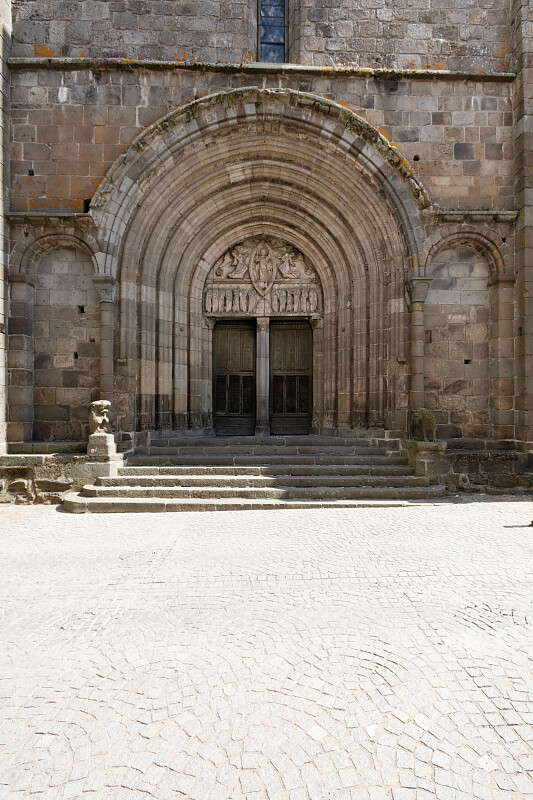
[
  {"xmin": 228, "ymin": 247, "xmax": 249, "ymax": 279},
  {"xmin": 215, "ymin": 251, "xmax": 234, "ymax": 277},
  {"xmin": 279, "ymin": 252, "xmax": 301, "ymax": 279}
]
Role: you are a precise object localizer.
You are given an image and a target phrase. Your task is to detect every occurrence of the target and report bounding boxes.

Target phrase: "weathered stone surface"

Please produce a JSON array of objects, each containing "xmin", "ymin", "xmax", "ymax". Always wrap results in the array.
[{"xmin": 1, "ymin": 2, "xmax": 532, "ymax": 454}]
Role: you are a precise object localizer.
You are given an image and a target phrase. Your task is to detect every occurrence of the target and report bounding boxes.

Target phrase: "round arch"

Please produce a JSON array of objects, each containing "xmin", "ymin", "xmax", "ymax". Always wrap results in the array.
[
  {"xmin": 9, "ymin": 229, "xmax": 99, "ymax": 282},
  {"xmin": 424, "ymin": 228, "xmax": 510, "ymax": 282},
  {"xmin": 89, "ymin": 88, "xmax": 431, "ymax": 435}
]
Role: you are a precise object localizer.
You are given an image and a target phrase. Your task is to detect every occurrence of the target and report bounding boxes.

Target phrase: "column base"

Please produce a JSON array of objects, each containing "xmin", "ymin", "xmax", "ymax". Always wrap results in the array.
[{"xmin": 255, "ymin": 423, "xmax": 271, "ymax": 437}]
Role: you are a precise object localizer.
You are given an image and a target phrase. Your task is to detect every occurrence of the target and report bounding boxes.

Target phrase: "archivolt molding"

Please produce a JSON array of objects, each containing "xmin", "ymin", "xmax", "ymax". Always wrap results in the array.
[
  {"xmin": 424, "ymin": 228, "xmax": 512, "ymax": 283},
  {"xmin": 9, "ymin": 228, "xmax": 100, "ymax": 282},
  {"xmin": 90, "ymin": 88, "xmax": 430, "ymax": 277}
]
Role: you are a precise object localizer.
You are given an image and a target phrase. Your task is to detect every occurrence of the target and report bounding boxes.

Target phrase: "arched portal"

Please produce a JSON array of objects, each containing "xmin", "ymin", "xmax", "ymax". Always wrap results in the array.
[{"xmin": 90, "ymin": 88, "xmax": 429, "ymax": 437}]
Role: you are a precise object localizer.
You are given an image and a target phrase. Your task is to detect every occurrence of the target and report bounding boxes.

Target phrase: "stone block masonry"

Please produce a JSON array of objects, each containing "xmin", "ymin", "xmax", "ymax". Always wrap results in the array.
[
  {"xmin": 2, "ymin": 0, "xmax": 532, "ymax": 454},
  {"xmin": 0, "ymin": 0, "xmax": 11, "ymax": 453},
  {"xmin": 292, "ymin": 0, "xmax": 512, "ymax": 71},
  {"xmin": 11, "ymin": 0, "xmax": 512, "ymax": 72},
  {"xmin": 8, "ymin": 64, "xmax": 515, "ymax": 213},
  {"xmin": 11, "ymin": 0, "xmax": 259, "ymax": 63}
]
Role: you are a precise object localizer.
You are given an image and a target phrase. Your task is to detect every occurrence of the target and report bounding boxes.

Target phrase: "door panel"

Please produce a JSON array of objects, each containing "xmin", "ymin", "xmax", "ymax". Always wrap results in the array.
[
  {"xmin": 270, "ymin": 321, "xmax": 312, "ymax": 435},
  {"xmin": 213, "ymin": 322, "xmax": 256, "ymax": 435}
]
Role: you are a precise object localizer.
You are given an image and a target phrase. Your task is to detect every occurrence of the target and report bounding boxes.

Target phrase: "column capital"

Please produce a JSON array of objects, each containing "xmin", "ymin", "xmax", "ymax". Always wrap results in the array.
[
  {"xmin": 489, "ymin": 272, "xmax": 515, "ymax": 287},
  {"xmin": 93, "ymin": 275, "xmax": 117, "ymax": 303},
  {"xmin": 407, "ymin": 277, "xmax": 432, "ymax": 303}
]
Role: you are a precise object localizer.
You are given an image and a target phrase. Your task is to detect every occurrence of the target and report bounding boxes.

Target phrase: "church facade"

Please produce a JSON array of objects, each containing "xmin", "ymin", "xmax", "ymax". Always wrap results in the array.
[{"xmin": 1, "ymin": 1, "xmax": 532, "ymax": 453}]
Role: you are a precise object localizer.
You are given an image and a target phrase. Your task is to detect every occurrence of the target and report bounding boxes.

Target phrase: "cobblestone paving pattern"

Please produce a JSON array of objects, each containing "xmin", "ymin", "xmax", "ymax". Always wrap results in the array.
[{"xmin": 1, "ymin": 501, "xmax": 533, "ymax": 800}]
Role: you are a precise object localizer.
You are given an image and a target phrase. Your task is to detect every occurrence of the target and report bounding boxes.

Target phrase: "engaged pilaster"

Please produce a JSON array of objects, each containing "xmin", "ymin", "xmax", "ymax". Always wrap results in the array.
[
  {"xmin": 93, "ymin": 276, "xmax": 117, "ymax": 404},
  {"xmin": 7, "ymin": 273, "xmax": 34, "ymax": 443},
  {"xmin": 408, "ymin": 278, "xmax": 431, "ymax": 413}
]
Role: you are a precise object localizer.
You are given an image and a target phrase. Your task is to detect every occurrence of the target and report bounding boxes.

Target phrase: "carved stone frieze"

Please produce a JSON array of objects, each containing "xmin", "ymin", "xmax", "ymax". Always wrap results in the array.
[{"xmin": 203, "ymin": 237, "xmax": 323, "ymax": 317}]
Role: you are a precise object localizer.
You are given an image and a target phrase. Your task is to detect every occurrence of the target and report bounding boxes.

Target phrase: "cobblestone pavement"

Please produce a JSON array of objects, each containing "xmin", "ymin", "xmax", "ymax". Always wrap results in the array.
[{"xmin": 1, "ymin": 501, "xmax": 533, "ymax": 800}]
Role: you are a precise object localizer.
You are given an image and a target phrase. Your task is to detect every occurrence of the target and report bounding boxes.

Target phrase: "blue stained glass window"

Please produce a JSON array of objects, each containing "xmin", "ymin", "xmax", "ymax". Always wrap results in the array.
[{"xmin": 260, "ymin": 0, "xmax": 285, "ymax": 63}]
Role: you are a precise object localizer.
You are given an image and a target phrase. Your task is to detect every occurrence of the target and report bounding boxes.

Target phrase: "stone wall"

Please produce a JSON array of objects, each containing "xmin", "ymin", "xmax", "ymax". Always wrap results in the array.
[
  {"xmin": 293, "ymin": 0, "xmax": 512, "ymax": 71},
  {"xmin": 33, "ymin": 246, "xmax": 99, "ymax": 441},
  {"xmin": 9, "ymin": 64, "xmax": 514, "ymax": 213},
  {"xmin": 512, "ymin": 0, "xmax": 533, "ymax": 449},
  {"xmin": 0, "ymin": 0, "xmax": 11, "ymax": 454},
  {"xmin": 11, "ymin": 0, "xmax": 258, "ymax": 62},
  {"xmin": 11, "ymin": 1, "xmax": 512, "ymax": 71}
]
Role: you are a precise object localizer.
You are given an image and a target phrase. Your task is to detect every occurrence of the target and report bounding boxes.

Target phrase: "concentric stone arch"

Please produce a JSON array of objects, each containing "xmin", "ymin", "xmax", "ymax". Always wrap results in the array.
[
  {"xmin": 91, "ymin": 87, "xmax": 430, "ymax": 277},
  {"xmin": 86, "ymin": 87, "xmax": 433, "ymax": 434}
]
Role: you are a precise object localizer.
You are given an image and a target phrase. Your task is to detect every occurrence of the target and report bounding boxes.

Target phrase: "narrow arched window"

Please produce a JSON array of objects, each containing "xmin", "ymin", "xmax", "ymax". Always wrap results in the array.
[{"xmin": 259, "ymin": 0, "xmax": 286, "ymax": 63}]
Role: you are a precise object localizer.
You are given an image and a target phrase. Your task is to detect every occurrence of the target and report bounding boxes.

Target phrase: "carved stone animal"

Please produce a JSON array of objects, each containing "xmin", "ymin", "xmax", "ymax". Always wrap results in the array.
[
  {"xmin": 411, "ymin": 408, "xmax": 436, "ymax": 442},
  {"xmin": 89, "ymin": 400, "xmax": 111, "ymax": 435}
]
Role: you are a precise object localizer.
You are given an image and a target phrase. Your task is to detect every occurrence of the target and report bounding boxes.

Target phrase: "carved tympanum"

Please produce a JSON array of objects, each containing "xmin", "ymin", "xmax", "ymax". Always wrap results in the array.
[{"xmin": 204, "ymin": 237, "xmax": 323, "ymax": 317}]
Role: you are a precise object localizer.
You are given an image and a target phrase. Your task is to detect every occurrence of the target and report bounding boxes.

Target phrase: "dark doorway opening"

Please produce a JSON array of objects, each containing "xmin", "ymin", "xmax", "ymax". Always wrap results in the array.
[
  {"xmin": 213, "ymin": 321, "xmax": 256, "ymax": 435},
  {"xmin": 270, "ymin": 320, "xmax": 312, "ymax": 435}
]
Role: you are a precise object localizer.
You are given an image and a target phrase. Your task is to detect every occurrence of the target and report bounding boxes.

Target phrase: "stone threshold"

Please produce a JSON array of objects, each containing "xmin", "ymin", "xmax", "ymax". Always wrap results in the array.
[{"xmin": 7, "ymin": 58, "xmax": 516, "ymax": 82}]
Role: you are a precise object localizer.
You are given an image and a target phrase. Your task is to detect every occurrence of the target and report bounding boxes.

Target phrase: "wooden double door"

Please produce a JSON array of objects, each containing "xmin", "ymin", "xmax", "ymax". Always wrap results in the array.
[{"xmin": 213, "ymin": 320, "xmax": 312, "ymax": 436}]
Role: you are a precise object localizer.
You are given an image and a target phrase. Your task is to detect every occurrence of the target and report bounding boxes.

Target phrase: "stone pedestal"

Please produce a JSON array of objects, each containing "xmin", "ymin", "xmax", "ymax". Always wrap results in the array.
[
  {"xmin": 404, "ymin": 440, "xmax": 448, "ymax": 478},
  {"xmin": 87, "ymin": 432, "xmax": 120, "ymax": 461}
]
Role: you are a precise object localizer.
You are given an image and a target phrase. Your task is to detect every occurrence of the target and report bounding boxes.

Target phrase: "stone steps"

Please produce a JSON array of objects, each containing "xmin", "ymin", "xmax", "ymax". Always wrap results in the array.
[
  {"xmin": 63, "ymin": 487, "xmax": 446, "ymax": 513},
  {"xmin": 119, "ymin": 464, "xmax": 414, "ymax": 476},
  {"xmin": 127, "ymin": 454, "xmax": 404, "ymax": 467},
  {"xmin": 145, "ymin": 435, "xmax": 390, "ymax": 448},
  {"xmin": 84, "ymin": 485, "xmax": 442, "ymax": 499},
  {"xmin": 62, "ymin": 496, "xmax": 446, "ymax": 513},
  {"xmin": 98, "ymin": 474, "xmax": 430, "ymax": 488},
  {"xmin": 62, "ymin": 436, "xmax": 446, "ymax": 513},
  {"xmin": 139, "ymin": 446, "xmax": 388, "ymax": 457}
]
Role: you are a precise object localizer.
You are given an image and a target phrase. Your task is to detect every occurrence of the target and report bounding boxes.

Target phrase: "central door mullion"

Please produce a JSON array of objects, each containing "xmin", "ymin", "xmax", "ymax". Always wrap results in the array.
[{"xmin": 255, "ymin": 317, "xmax": 270, "ymax": 436}]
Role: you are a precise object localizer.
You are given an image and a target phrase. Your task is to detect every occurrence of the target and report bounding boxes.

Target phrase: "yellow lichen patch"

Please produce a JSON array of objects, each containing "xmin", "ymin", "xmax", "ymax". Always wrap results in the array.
[
  {"xmin": 494, "ymin": 44, "xmax": 510, "ymax": 59},
  {"xmin": 335, "ymin": 99, "xmax": 360, "ymax": 114},
  {"xmin": 377, "ymin": 128, "xmax": 395, "ymax": 146},
  {"xmin": 79, "ymin": 50, "xmax": 85, "ymax": 57},
  {"xmin": 34, "ymin": 43, "xmax": 58, "ymax": 58},
  {"xmin": 422, "ymin": 58, "xmax": 446, "ymax": 70}
]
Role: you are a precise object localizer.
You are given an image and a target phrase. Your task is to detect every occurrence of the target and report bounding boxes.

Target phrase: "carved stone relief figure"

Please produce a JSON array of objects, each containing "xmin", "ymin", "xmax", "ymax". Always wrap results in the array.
[{"xmin": 203, "ymin": 236, "xmax": 323, "ymax": 317}]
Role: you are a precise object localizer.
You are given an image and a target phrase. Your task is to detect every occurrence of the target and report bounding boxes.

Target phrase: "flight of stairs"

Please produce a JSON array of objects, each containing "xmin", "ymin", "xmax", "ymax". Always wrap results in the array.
[{"xmin": 63, "ymin": 436, "xmax": 447, "ymax": 513}]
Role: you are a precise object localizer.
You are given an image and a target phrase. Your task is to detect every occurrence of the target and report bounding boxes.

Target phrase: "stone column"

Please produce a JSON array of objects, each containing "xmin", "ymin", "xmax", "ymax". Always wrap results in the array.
[
  {"xmin": 0, "ymin": 0, "xmax": 11, "ymax": 452},
  {"xmin": 255, "ymin": 317, "xmax": 270, "ymax": 437},
  {"xmin": 93, "ymin": 276, "xmax": 117, "ymax": 404},
  {"xmin": 7, "ymin": 274, "xmax": 34, "ymax": 443},
  {"xmin": 512, "ymin": 0, "xmax": 533, "ymax": 449},
  {"xmin": 408, "ymin": 278, "xmax": 431, "ymax": 412}
]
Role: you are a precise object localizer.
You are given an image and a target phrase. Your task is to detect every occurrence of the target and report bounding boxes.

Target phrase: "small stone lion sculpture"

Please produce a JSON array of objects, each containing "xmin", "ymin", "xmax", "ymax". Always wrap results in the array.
[
  {"xmin": 411, "ymin": 408, "xmax": 436, "ymax": 442},
  {"xmin": 89, "ymin": 400, "xmax": 111, "ymax": 435}
]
